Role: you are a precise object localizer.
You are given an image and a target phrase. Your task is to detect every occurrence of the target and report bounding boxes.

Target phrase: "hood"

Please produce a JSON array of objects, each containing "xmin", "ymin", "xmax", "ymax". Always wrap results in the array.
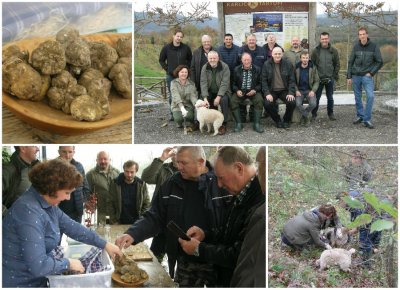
[
  {"xmin": 303, "ymin": 210, "xmax": 321, "ymax": 226},
  {"xmin": 296, "ymin": 60, "xmax": 313, "ymax": 69},
  {"xmin": 206, "ymin": 61, "xmax": 223, "ymax": 71},
  {"xmin": 114, "ymin": 172, "xmax": 140, "ymax": 185}
]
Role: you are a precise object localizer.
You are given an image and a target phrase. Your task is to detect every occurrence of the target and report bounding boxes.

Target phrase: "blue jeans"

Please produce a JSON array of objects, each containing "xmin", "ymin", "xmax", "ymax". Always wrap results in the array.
[
  {"xmin": 359, "ymin": 225, "xmax": 382, "ymax": 254},
  {"xmin": 296, "ymin": 91, "xmax": 317, "ymax": 117},
  {"xmin": 352, "ymin": 75, "xmax": 375, "ymax": 123},
  {"xmin": 312, "ymin": 79, "xmax": 335, "ymax": 117}
]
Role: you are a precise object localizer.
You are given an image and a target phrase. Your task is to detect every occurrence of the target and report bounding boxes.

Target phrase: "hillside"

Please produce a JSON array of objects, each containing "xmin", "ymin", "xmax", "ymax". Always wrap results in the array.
[{"xmin": 134, "ymin": 11, "xmax": 218, "ymax": 33}]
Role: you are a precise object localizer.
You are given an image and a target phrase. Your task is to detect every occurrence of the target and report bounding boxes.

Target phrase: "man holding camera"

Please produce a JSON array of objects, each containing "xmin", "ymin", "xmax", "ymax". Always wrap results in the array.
[{"xmin": 311, "ymin": 32, "xmax": 340, "ymax": 121}]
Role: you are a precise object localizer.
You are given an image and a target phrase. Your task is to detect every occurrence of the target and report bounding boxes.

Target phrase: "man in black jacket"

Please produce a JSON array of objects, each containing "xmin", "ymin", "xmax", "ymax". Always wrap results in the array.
[
  {"xmin": 231, "ymin": 53, "xmax": 264, "ymax": 133},
  {"xmin": 230, "ymin": 146, "xmax": 266, "ymax": 287},
  {"xmin": 191, "ymin": 35, "xmax": 214, "ymax": 94},
  {"xmin": 347, "ymin": 27, "xmax": 383, "ymax": 129},
  {"xmin": 179, "ymin": 146, "xmax": 265, "ymax": 287},
  {"xmin": 159, "ymin": 29, "xmax": 192, "ymax": 119},
  {"xmin": 311, "ymin": 32, "xmax": 340, "ymax": 121},
  {"xmin": 58, "ymin": 146, "xmax": 90, "ymax": 223},
  {"xmin": 141, "ymin": 147, "xmax": 178, "ymax": 262},
  {"xmin": 262, "ymin": 47, "xmax": 296, "ymax": 128},
  {"xmin": 115, "ymin": 146, "xmax": 231, "ymax": 287}
]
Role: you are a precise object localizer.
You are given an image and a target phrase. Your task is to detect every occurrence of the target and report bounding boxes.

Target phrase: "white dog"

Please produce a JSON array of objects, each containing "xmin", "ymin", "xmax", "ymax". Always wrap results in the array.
[
  {"xmin": 316, "ymin": 248, "xmax": 356, "ymax": 272},
  {"xmin": 195, "ymin": 99, "xmax": 224, "ymax": 136}
]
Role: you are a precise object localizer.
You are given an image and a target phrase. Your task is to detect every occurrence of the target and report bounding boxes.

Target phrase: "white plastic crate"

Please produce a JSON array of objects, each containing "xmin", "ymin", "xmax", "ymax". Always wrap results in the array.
[{"xmin": 47, "ymin": 244, "xmax": 114, "ymax": 288}]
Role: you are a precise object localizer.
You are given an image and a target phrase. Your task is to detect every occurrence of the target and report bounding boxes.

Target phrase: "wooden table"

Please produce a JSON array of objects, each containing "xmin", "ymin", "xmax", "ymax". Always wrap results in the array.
[
  {"xmin": 96, "ymin": 225, "xmax": 176, "ymax": 288},
  {"xmin": 2, "ymin": 106, "xmax": 132, "ymax": 144}
]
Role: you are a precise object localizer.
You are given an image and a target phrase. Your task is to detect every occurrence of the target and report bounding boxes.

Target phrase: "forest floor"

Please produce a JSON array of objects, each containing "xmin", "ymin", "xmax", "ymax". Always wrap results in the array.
[{"xmin": 268, "ymin": 147, "xmax": 398, "ymax": 288}]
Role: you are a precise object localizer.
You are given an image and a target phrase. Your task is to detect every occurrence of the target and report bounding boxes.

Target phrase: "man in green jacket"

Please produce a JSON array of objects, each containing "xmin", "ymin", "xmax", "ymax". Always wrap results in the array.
[
  {"xmin": 200, "ymin": 50, "xmax": 231, "ymax": 135},
  {"xmin": 295, "ymin": 51, "xmax": 320, "ymax": 126},
  {"xmin": 282, "ymin": 204, "xmax": 338, "ymax": 250},
  {"xmin": 110, "ymin": 160, "xmax": 150, "ymax": 224},
  {"xmin": 2, "ymin": 146, "xmax": 40, "ymax": 216},
  {"xmin": 311, "ymin": 32, "xmax": 340, "ymax": 121},
  {"xmin": 283, "ymin": 36, "xmax": 304, "ymax": 67},
  {"xmin": 86, "ymin": 151, "xmax": 120, "ymax": 225}
]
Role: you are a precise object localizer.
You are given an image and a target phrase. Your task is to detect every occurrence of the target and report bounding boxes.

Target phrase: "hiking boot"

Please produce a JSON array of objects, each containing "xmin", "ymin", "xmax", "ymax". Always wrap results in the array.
[
  {"xmin": 304, "ymin": 116, "xmax": 311, "ymax": 127},
  {"xmin": 300, "ymin": 116, "xmax": 307, "ymax": 126},
  {"xmin": 311, "ymin": 115, "xmax": 316, "ymax": 123},
  {"xmin": 353, "ymin": 117, "xmax": 363, "ymax": 124},
  {"xmin": 328, "ymin": 114, "xmax": 337, "ymax": 121},
  {"xmin": 364, "ymin": 121, "xmax": 374, "ymax": 129},
  {"xmin": 282, "ymin": 122, "xmax": 290, "ymax": 129},
  {"xmin": 232, "ymin": 109, "xmax": 243, "ymax": 133},
  {"xmin": 253, "ymin": 110, "xmax": 264, "ymax": 133}
]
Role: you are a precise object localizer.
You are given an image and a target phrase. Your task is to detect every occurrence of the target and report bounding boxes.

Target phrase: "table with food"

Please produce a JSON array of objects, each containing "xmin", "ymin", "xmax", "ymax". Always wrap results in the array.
[{"xmin": 97, "ymin": 224, "xmax": 176, "ymax": 288}]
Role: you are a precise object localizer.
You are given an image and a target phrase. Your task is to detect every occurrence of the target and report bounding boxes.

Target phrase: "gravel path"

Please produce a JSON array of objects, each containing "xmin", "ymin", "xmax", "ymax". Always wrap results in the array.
[{"xmin": 134, "ymin": 96, "xmax": 397, "ymax": 144}]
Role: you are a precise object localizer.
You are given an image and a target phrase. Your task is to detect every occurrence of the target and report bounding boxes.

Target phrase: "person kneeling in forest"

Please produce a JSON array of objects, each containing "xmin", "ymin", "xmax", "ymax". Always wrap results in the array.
[{"xmin": 281, "ymin": 204, "xmax": 340, "ymax": 250}]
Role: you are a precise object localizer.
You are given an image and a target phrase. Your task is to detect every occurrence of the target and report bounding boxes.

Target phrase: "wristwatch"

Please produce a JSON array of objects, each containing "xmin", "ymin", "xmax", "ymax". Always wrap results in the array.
[{"xmin": 193, "ymin": 245, "xmax": 200, "ymax": 257}]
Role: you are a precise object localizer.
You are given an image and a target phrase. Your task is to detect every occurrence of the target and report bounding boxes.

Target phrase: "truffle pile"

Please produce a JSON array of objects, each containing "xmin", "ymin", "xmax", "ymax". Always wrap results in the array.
[
  {"xmin": 2, "ymin": 27, "xmax": 132, "ymax": 122},
  {"xmin": 114, "ymin": 254, "xmax": 149, "ymax": 284}
]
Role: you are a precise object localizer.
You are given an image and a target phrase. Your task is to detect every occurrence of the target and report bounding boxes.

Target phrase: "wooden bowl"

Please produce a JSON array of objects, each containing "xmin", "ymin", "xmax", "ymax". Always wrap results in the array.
[
  {"xmin": 111, "ymin": 272, "xmax": 149, "ymax": 288},
  {"xmin": 2, "ymin": 33, "xmax": 132, "ymax": 135}
]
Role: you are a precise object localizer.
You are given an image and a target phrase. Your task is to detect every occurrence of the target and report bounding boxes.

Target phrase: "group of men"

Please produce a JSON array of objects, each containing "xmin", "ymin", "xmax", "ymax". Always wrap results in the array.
[
  {"xmin": 159, "ymin": 27, "xmax": 383, "ymax": 132},
  {"xmin": 2, "ymin": 145, "xmax": 266, "ymax": 287}
]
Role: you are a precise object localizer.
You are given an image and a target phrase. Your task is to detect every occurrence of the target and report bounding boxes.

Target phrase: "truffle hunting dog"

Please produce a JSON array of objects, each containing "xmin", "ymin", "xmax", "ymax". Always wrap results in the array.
[
  {"xmin": 195, "ymin": 99, "xmax": 224, "ymax": 136},
  {"xmin": 316, "ymin": 248, "xmax": 356, "ymax": 272},
  {"xmin": 323, "ymin": 227, "xmax": 350, "ymax": 247}
]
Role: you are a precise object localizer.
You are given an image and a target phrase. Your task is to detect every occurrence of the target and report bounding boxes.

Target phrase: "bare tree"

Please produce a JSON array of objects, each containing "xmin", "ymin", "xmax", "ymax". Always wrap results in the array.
[
  {"xmin": 134, "ymin": 2, "xmax": 212, "ymax": 33},
  {"xmin": 320, "ymin": 2, "xmax": 397, "ymax": 36}
]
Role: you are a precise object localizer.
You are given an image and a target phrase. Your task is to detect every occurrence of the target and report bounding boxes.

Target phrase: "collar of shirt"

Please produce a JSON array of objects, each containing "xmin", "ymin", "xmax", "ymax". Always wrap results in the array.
[
  {"xmin": 32, "ymin": 187, "xmax": 52, "ymax": 209},
  {"xmin": 241, "ymin": 64, "xmax": 252, "ymax": 71},
  {"xmin": 234, "ymin": 175, "xmax": 255, "ymax": 206}
]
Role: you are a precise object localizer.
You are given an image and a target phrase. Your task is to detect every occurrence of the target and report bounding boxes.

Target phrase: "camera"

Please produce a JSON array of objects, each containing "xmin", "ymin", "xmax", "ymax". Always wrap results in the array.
[{"xmin": 320, "ymin": 78, "xmax": 331, "ymax": 85}]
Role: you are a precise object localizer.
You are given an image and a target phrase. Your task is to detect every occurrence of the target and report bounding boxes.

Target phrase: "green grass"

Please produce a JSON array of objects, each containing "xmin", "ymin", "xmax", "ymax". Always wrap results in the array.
[{"xmin": 134, "ymin": 62, "xmax": 164, "ymax": 77}]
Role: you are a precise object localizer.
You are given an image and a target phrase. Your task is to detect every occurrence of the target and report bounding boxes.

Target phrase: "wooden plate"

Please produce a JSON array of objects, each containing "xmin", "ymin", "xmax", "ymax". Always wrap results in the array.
[
  {"xmin": 2, "ymin": 33, "xmax": 132, "ymax": 135},
  {"xmin": 111, "ymin": 272, "xmax": 149, "ymax": 288}
]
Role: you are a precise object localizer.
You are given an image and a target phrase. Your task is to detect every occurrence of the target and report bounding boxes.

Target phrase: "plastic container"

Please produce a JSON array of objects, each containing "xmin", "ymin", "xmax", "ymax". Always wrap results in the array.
[{"xmin": 47, "ymin": 244, "xmax": 114, "ymax": 288}]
